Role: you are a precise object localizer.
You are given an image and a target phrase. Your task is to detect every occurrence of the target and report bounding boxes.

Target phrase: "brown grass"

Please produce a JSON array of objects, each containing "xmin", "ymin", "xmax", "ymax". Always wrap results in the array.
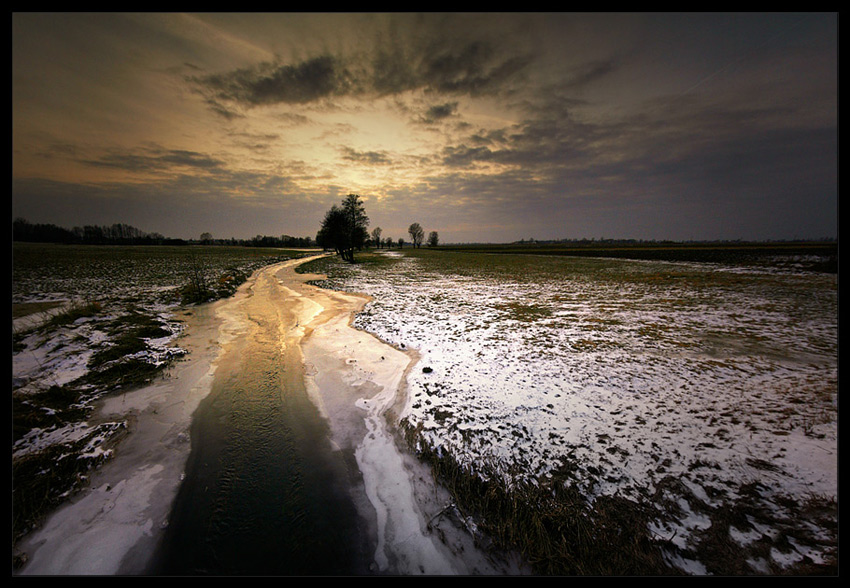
[{"xmin": 400, "ymin": 420, "xmax": 675, "ymax": 575}]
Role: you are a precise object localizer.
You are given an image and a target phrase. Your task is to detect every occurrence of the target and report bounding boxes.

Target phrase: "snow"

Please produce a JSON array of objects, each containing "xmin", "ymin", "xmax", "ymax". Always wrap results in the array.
[
  {"xmin": 14, "ymin": 300, "xmax": 228, "ymax": 575},
  {"xmin": 12, "ymin": 309, "xmax": 186, "ymax": 462},
  {"xmin": 296, "ymin": 262, "xmax": 519, "ymax": 574},
  {"xmin": 313, "ymin": 250, "xmax": 838, "ymax": 572},
  {"xmin": 13, "ymin": 250, "xmax": 837, "ymax": 575},
  {"xmin": 17, "ymin": 467, "xmax": 166, "ymax": 575}
]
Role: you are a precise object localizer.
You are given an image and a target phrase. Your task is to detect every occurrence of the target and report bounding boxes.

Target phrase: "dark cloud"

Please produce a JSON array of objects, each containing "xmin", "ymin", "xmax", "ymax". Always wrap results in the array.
[
  {"xmin": 340, "ymin": 146, "xmax": 393, "ymax": 166},
  {"xmin": 82, "ymin": 147, "xmax": 224, "ymax": 172},
  {"xmin": 422, "ymin": 64, "xmax": 837, "ymax": 241},
  {"xmin": 12, "ymin": 175, "xmax": 320, "ymax": 240},
  {"xmin": 204, "ymin": 97, "xmax": 244, "ymax": 120},
  {"xmin": 158, "ymin": 149, "xmax": 224, "ymax": 169},
  {"xmin": 420, "ymin": 101, "xmax": 459, "ymax": 124},
  {"xmin": 441, "ymin": 145, "xmax": 497, "ymax": 168},
  {"xmin": 417, "ymin": 40, "xmax": 531, "ymax": 96},
  {"xmin": 371, "ymin": 44, "xmax": 418, "ymax": 95},
  {"xmin": 562, "ymin": 59, "xmax": 619, "ymax": 91},
  {"xmin": 192, "ymin": 28, "xmax": 534, "ymax": 116},
  {"xmin": 468, "ymin": 128, "xmax": 511, "ymax": 147},
  {"xmin": 192, "ymin": 55, "xmax": 351, "ymax": 112}
]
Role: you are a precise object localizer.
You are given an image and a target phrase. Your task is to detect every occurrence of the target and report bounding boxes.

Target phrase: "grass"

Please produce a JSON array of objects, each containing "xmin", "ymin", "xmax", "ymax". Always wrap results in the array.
[
  {"xmin": 43, "ymin": 301, "xmax": 103, "ymax": 327},
  {"xmin": 403, "ymin": 420, "xmax": 674, "ymax": 575},
  {"xmin": 12, "ymin": 421, "xmax": 128, "ymax": 546},
  {"xmin": 435, "ymin": 241, "xmax": 838, "ymax": 273},
  {"xmin": 13, "ymin": 242, "xmax": 308, "ymax": 308},
  {"xmin": 14, "ymin": 244, "xmax": 837, "ymax": 572},
  {"xmin": 402, "ymin": 418, "xmax": 837, "ymax": 575}
]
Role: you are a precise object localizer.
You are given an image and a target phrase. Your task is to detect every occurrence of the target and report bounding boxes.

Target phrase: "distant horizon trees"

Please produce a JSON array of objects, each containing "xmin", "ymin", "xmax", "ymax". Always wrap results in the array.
[
  {"xmin": 12, "ymin": 217, "xmax": 175, "ymax": 245},
  {"xmin": 316, "ymin": 193, "xmax": 370, "ymax": 262},
  {"xmin": 12, "ymin": 218, "xmax": 314, "ymax": 248},
  {"xmin": 246, "ymin": 234, "xmax": 314, "ymax": 248},
  {"xmin": 428, "ymin": 230, "xmax": 439, "ymax": 247}
]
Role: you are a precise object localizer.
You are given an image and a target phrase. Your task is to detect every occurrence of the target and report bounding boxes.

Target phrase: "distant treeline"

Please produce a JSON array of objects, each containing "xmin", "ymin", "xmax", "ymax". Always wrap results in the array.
[
  {"xmin": 12, "ymin": 218, "xmax": 184, "ymax": 245},
  {"xmin": 206, "ymin": 234, "xmax": 315, "ymax": 248},
  {"xmin": 12, "ymin": 218, "xmax": 314, "ymax": 248}
]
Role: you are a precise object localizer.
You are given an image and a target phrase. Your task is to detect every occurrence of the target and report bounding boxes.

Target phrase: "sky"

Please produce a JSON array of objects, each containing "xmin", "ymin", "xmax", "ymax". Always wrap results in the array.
[{"xmin": 12, "ymin": 12, "xmax": 838, "ymax": 244}]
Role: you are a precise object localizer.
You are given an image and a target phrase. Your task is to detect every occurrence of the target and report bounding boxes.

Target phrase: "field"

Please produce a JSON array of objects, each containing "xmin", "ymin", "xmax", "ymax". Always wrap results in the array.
[
  {"xmin": 298, "ymin": 245, "xmax": 838, "ymax": 574},
  {"xmin": 12, "ymin": 242, "xmax": 309, "ymax": 546},
  {"xmin": 434, "ymin": 241, "xmax": 838, "ymax": 272},
  {"xmin": 12, "ymin": 242, "xmax": 838, "ymax": 575}
]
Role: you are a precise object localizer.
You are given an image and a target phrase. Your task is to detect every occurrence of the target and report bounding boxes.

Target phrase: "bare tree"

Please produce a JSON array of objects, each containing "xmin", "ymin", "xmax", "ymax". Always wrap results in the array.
[
  {"xmin": 408, "ymin": 223, "xmax": 425, "ymax": 248},
  {"xmin": 427, "ymin": 231, "xmax": 439, "ymax": 247},
  {"xmin": 371, "ymin": 226, "xmax": 383, "ymax": 249}
]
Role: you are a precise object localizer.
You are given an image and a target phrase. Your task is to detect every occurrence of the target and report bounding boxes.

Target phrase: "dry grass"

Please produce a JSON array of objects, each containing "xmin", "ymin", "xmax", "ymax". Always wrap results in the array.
[
  {"xmin": 402, "ymin": 418, "xmax": 838, "ymax": 575},
  {"xmin": 401, "ymin": 420, "xmax": 675, "ymax": 575}
]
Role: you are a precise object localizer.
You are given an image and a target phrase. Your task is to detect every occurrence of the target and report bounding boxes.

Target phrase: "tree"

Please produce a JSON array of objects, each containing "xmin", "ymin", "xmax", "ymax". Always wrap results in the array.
[
  {"xmin": 316, "ymin": 194, "xmax": 370, "ymax": 262},
  {"xmin": 200, "ymin": 232, "xmax": 213, "ymax": 245},
  {"xmin": 408, "ymin": 223, "xmax": 425, "ymax": 248},
  {"xmin": 428, "ymin": 231, "xmax": 439, "ymax": 247},
  {"xmin": 371, "ymin": 227, "xmax": 383, "ymax": 249},
  {"xmin": 317, "ymin": 205, "xmax": 348, "ymax": 258},
  {"xmin": 398, "ymin": 237, "xmax": 405, "ymax": 248}
]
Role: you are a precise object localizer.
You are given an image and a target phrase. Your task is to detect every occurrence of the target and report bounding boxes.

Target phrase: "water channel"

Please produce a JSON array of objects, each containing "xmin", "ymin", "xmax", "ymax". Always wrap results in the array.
[{"xmin": 149, "ymin": 258, "xmax": 372, "ymax": 575}]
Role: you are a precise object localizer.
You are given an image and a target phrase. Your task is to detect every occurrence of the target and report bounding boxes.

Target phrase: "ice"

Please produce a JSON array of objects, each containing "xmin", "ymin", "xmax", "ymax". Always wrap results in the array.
[{"xmin": 15, "ymin": 298, "xmax": 228, "ymax": 575}]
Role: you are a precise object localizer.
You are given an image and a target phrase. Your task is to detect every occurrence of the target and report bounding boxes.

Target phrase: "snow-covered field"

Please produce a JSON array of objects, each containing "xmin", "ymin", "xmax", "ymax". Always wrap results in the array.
[
  {"xmin": 305, "ymin": 249, "xmax": 838, "ymax": 574},
  {"xmin": 12, "ymin": 243, "xmax": 838, "ymax": 575},
  {"xmin": 12, "ymin": 243, "xmax": 307, "ymax": 552}
]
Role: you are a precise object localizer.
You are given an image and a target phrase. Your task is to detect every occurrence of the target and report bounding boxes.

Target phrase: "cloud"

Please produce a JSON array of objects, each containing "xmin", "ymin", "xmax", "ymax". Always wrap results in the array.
[
  {"xmin": 82, "ymin": 147, "xmax": 225, "ymax": 172},
  {"xmin": 416, "ymin": 40, "xmax": 531, "ymax": 96},
  {"xmin": 192, "ymin": 55, "xmax": 350, "ymax": 108},
  {"xmin": 12, "ymin": 12, "xmax": 838, "ymax": 243},
  {"xmin": 190, "ymin": 21, "xmax": 535, "ymax": 117},
  {"xmin": 562, "ymin": 59, "xmax": 619, "ymax": 91},
  {"xmin": 340, "ymin": 146, "xmax": 393, "ymax": 165},
  {"xmin": 441, "ymin": 145, "xmax": 497, "ymax": 168},
  {"xmin": 419, "ymin": 101, "xmax": 459, "ymax": 124}
]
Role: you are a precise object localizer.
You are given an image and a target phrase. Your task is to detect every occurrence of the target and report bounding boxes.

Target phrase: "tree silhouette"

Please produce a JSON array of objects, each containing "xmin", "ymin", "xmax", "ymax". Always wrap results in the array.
[
  {"xmin": 371, "ymin": 226, "xmax": 383, "ymax": 249},
  {"xmin": 428, "ymin": 231, "xmax": 439, "ymax": 247},
  {"xmin": 408, "ymin": 223, "xmax": 425, "ymax": 248},
  {"xmin": 317, "ymin": 194, "xmax": 370, "ymax": 262}
]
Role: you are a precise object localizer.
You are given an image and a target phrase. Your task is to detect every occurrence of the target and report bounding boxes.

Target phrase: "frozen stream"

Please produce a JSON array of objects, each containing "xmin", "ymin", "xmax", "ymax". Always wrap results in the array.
[{"xmin": 15, "ymin": 256, "xmax": 517, "ymax": 575}]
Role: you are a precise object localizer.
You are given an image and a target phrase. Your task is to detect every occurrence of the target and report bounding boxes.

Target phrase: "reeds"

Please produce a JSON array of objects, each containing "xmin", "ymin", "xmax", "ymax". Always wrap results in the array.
[{"xmin": 400, "ymin": 420, "xmax": 674, "ymax": 575}]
